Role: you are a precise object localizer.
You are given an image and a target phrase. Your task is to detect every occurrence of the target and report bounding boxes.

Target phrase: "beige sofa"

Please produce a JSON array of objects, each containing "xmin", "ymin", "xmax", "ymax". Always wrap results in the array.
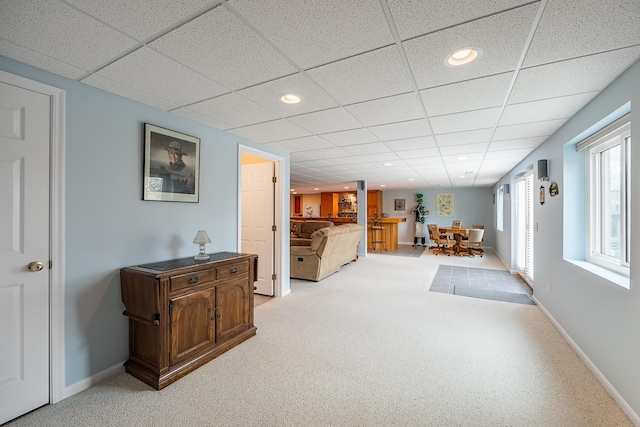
[
  {"xmin": 290, "ymin": 223, "xmax": 364, "ymax": 281},
  {"xmin": 290, "ymin": 220, "xmax": 334, "ymax": 246}
]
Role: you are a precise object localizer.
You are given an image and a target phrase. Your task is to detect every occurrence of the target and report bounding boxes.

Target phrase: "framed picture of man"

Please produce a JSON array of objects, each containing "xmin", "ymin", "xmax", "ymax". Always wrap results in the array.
[{"xmin": 143, "ymin": 123, "xmax": 200, "ymax": 202}]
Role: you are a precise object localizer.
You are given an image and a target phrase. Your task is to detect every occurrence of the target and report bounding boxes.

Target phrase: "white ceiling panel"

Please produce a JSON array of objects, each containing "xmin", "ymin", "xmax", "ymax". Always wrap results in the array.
[
  {"xmin": 189, "ymin": 93, "xmax": 278, "ymax": 128},
  {"xmin": 3, "ymin": 1, "xmax": 637, "ymax": 192},
  {"xmin": 435, "ymin": 128, "xmax": 494, "ymax": 147},
  {"xmin": 170, "ymin": 107, "xmax": 233, "ymax": 131},
  {"xmin": 0, "ymin": 1, "xmax": 136, "ymax": 70},
  {"xmin": 345, "ymin": 93, "xmax": 424, "ymax": 127},
  {"xmin": 383, "ymin": 136, "xmax": 437, "ymax": 151},
  {"xmin": 421, "ymin": 72, "xmax": 513, "ymax": 117},
  {"xmin": 510, "ymin": 46, "xmax": 640, "ymax": 104},
  {"xmin": 369, "ymin": 119, "xmax": 432, "ymax": 141},
  {"xmin": 403, "ymin": 4, "xmax": 538, "ymax": 89},
  {"xmin": 97, "ymin": 47, "xmax": 227, "ymax": 106},
  {"xmin": 64, "ymin": 0, "xmax": 220, "ymax": 41},
  {"xmin": 493, "ymin": 118, "xmax": 567, "ymax": 141},
  {"xmin": 228, "ymin": 0, "xmax": 394, "ymax": 69},
  {"xmin": 238, "ymin": 72, "xmax": 339, "ymax": 117},
  {"xmin": 229, "ymin": 119, "xmax": 311, "ymax": 143},
  {"xmin": 149, "ymin": 5, "xmax": 296, "ymax": 89},
  {"xmin": 265, "ymin": 136, "xmax": 334, "ymax": 152},
  {"xmin": 81, "ymin": 74, "xmax": 179, "ymax": 111},
  {"xmin": 288, "ymin": 108, "xmax": 362, "ymax": 135},
  {"xmin": 388, "ymin": 0, "xmax": 534, "ymax": 40},
  {"xmin": 430, "ymin": 108, "xmax": 501, "ymax": 135},
  {"xmin": 0, "ymin": 39, "xmax": 86, "ymax": 79},
  {"xmin": 523, "ymin": 0, "xmax": 640, "ymax": 67},
  {"xmin": 306, "ymin": 45, "xmax": 414, "ymax": 105},
  {"xmin": 320, "ymin": 128, "xmax": 379, "ymax": 146},
  {"xmin": 500, "ymin": 92, "xmax": 598, "ymax": 126}
]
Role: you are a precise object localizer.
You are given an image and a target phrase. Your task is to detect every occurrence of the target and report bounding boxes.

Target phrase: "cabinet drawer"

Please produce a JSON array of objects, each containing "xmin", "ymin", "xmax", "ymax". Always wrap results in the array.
[
  {"xmin": 170, "ymin": 269, "xmax": 215, "ymax": 292},
  {"xmin": 217, "ymin": 260, "xmax": 249, "ymax": 280}
]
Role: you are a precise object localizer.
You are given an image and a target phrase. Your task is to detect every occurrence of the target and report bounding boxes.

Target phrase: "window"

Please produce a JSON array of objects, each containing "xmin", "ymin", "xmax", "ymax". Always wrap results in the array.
[
  {"xmin": 579, "ymin": 114, "xmax": 631, "ymax": 275},
  {"xmin": 515, "ymin": 170, "xmax": 534, "ymax": 282},
  {"xmin": 496, "ymin": 186, "xmax": 504, "ymax": 231}
]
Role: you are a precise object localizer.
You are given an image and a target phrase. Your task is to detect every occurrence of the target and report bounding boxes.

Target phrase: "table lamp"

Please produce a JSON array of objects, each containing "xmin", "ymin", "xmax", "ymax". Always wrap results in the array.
[{"xmin": 193, "ymin": 230, "xmax": 212, "ymax": 260}]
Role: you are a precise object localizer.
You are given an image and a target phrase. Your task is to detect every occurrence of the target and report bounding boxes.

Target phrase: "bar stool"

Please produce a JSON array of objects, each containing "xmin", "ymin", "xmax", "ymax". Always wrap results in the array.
[{"xmin": 370, "ymin": 214, "xmax": 386, "ymax": 251}]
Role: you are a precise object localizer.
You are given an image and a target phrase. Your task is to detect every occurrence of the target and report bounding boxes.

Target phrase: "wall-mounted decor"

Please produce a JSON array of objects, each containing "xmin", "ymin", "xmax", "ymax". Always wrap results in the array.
[
  {"xmin": 394, "ymin": 198, "xmax": 406, "ymax": 211},
  {"xmin": 539, "ymin": 186, "xmax": 545, "ymax": 205},
  {"xmin": 549, "ymin": 181, "xmax": 559, "ymax": 196},
  {"xmin": 436, "ymin": 193, "xmax": 454, "ymax": 217},
  {"xmin": 143, "ymin": 123, "xmax": 200, "ymax": 202}
]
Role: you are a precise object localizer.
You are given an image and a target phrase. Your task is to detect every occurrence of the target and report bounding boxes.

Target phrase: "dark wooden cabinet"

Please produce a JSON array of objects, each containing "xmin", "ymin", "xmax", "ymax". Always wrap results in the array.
[{"xmin": 120, "ymin": 252, "xmax": 257, "ymax": 390}]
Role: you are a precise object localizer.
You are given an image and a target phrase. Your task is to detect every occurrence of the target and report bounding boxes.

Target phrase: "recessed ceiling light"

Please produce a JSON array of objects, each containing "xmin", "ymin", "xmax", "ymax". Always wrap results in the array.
[
  {"xmin": 290, "ymin": 189, "xmax": 295, "ymax": 192},
  {"xmin": 408, "ymin": 178, "xmax": 415, "ymax": 181},
  {"xmin": 446, "ymin": 47, "xmax": 481, "ymax": 66},
  {"xmin": 383, "ymin": 162, "xmax": 392, "ymax": 166},
  {"xmin": 457, "ymin": 156, "xmax": 468, "ymax": 161},
  {"xmin": 280, "ymin": 93, "xmax": 301, "ymax": 104},
  {"xmin": 459, "ymin": 175, "xmax": 466, "ymax": 178},
  {"xmin": 344, "ymin": 186, "xmax": 350, "ymax": 189},
  {"xmin": 313, "ymin": 188, "xmax": 319, "ymax": 191},
  {"xmin": 380, "ymin": 184, "xmax": 386, "ymax": 187}
]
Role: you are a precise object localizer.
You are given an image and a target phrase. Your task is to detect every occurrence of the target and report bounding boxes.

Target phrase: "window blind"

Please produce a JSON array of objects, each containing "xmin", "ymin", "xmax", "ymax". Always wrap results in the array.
[{"xmin": 576, "ymin": 114, "xmax": 630, "ymax": 152}]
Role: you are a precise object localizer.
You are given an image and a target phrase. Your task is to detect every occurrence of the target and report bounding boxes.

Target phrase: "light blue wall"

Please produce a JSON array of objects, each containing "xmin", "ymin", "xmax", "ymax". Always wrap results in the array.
[
  {"xmin": 381, "ymin": 188, "xmax": 495, "ymax": 248},
  {"xmin": 494, "ymin": 58, "xmax": 640, "ymax": 418},
  {"xmin": 0, "ymin": 56, "xmax": 290, "ymax": 387}
]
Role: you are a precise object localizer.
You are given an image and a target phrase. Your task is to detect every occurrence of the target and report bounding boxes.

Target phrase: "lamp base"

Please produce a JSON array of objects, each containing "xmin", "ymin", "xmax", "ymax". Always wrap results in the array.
[{"xmin": 194, "ymin": 253, "xmax": 210, "ymax": 260}]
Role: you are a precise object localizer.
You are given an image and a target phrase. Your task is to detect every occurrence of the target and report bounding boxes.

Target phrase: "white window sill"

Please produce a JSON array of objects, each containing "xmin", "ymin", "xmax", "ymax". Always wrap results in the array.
[{"xmin": 566, "ymin": 259, "xmax": 630, "ymax": 289}]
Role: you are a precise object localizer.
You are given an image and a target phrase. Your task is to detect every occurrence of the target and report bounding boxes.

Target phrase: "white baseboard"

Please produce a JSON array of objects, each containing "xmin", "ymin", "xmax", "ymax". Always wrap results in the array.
[
  {"xmin": 62, "ymin": 361, "xmax": 126, "ymax": 401},
  {"xmin": 532, "ymin": 296, "xmax": 639, "ymax": 426}
]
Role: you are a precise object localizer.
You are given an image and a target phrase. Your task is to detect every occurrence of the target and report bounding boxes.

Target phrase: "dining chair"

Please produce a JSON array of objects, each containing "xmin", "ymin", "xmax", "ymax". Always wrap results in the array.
[
  {"xmin": 451, "ymin": 219, "xmax": 462, "ymax": 229},
  {"xmin": 427, "ymin": 224, "xmax": 453, "ymax": 255},
  {"xmin": 459, "ymin": 228, "xmax": 485, "ymax": 257}
]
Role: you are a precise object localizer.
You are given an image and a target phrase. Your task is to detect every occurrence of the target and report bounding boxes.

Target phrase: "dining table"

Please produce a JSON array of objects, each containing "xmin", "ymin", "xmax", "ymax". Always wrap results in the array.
[{"xmin": 439, "ymin": 227, "xmax": 470, "ymax": 255}]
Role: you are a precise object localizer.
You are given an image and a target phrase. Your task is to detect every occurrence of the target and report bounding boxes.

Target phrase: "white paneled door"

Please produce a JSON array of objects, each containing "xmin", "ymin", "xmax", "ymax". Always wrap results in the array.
[
  {"xmin": 241, "ymin": 161, "xmax": 275, "ymax": 296},
  {"xmin": 0, "ymin": 81, "xmax": 51, "ymax": 424}
]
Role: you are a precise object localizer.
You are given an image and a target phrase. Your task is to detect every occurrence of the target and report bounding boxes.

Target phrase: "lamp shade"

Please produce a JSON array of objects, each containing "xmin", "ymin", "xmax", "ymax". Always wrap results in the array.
[{"xmin": 193, "ymin": 230, "xmax": 211, "ymax": 244}]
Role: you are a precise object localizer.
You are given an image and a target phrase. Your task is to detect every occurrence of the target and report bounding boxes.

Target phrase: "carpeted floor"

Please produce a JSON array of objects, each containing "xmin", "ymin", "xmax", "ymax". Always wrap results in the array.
[
  {"xmin": 369, "ymin": 243, "xmax": 427, "ymax": 257},
  {"xmin": 430, "ymin": 264, "xmax": 535, "ymax": 305}
]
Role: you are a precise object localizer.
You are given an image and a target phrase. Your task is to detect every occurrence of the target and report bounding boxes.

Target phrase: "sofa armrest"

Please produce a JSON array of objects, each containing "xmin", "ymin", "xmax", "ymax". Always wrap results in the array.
[{"xmin": 290, "ymin": 246, "xmax": 316, "ymax": 256}]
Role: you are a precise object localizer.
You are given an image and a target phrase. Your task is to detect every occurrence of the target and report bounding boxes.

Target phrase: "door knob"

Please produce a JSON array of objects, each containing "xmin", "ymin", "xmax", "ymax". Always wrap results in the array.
[{"xmin": 27, "ymin": 261, "xmax": 44, "ymax": 272}]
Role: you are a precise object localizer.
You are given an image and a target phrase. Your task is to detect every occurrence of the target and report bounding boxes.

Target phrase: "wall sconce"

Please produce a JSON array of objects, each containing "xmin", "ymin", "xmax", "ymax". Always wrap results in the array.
[
  {"xmin": 503, "ymin": 183, "xmax": 510, "ymax": 196},
  {"xmin": 193, "ymin": 230, "xmax": 212, "ymax": 260},
  {"xmin": 538, "ymin": 159, "xmax": 549, "ymax": 181}
]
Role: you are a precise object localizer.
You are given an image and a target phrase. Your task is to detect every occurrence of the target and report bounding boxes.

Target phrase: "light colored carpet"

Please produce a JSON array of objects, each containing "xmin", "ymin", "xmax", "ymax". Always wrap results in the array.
[{"xmin": 7, "ymin": 249, "xmax": 632, "ymax": 426}]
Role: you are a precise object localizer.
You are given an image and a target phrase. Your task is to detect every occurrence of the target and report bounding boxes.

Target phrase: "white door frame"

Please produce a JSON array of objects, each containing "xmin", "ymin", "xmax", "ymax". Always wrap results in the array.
[
  {"xmin": 237, "ymin": 145, "xmax": 289, "ymax": 297},
  {"xmin": 0, "ymin": 70, "xmax": 66, "ymax": 404}
]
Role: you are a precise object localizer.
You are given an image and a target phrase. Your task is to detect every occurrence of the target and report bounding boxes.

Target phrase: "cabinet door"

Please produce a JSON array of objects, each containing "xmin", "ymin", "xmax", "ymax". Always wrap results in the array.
[
  {"xmin": 169, "ymin": 288, "xmax": 215, "ymax": 365},
  {"xmin": 216, "ymin": 277, "xmax": 250, "ymax": 342}
]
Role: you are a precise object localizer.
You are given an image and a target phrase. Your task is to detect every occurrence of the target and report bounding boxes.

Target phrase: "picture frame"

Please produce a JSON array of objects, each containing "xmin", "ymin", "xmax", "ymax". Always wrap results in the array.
[
  {"xmin": 394, "ymin": 198, "xmax": 406, "ymax": 211},
  {"xmin": 143, "ymin": 123, "xmax": 200, "ymax": 202},
  {"xmin": 436, "ymin": 193, "xmax": 454, "ymax": 217}
]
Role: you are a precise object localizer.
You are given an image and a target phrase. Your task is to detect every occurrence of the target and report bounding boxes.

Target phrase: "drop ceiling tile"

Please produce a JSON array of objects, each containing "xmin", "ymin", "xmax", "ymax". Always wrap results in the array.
[
  {"xmin": 295, "ymin": 159, "xmax": 333, "ymax": 168},
  {"xmin": 405, "ymin": 157, "xmax": 446, "ymax": 166},
  {"xmin": 97, "ymin": 47, "xmax": 227, "ymax": 106},
  {"xmin": 189, "ymin": 93, "xmax": 278, "ymax": 128},
  {"xmin": 344, "ymin": 93, "xmax": 424, "ymax": 127},
  {"xmin": 500, "ymin": 92, "xmax": 597, "ymax": 126},
  {"xmin": 396, "ymin": 148, "xmax": 440, "ymax": 159},
  {"xmin": 403, "ymin": 4, "xmax": 538, "ymax": 89},
  {"xmin": 288, "ymin": 108, "xmax": 362, "ymax": 134},
  {"xmin": 523, "ymin": 0, "xmax": 640, "ymax": 67},
  {"xmin": 229, "ymin": 119, "xmax": 311, "ymax": 143},
  {"xmin": 0, "ymin": 1, "xmax": 137, "ymax": 70},
  {"xmin": 149, "ymin": 5, "xmax": 296, "ymax": 89},
  {"xmin": 324, "ymin": 157, "xmax": 367, "ymax": 166},
  {"xmin": 81, "ymin": 74, "xmax": 179, "ymax": 111},
  {"xmin": 435, "ymin": 128, "xmax": 494, "ymax": 146},
  {"xmin": 342, "ymin": 142, "xmax": 390, "ymax": 156},
  {"xmin": 289, "ymin": 152, "xmax": 318, "ymax": 162},
  {"xmin": 388, "ymin": 0, "xmax": 533, "ymax": 40},
  {"xmin": 320, "ymin": 128, "xmax": 379, "ymax": 146},
  {"xmin": 440, "ymin": 143, "xmax": 490, "ymax": 156},
  {"xmin": 488, "ymin": 136, "xmax": 546, "ymax": 151},
  {"xmin": 306, "ymin": 45, "xmax": 414, "ymax": 105},
  {"xmin": 510, "ymin": 46, "xmax": 640, "ymax": 103},
  {"xmin": 305, "ymin": 147, "xmax": 351, "ymax": 159},
  {"xmin": 369, "ymin": 119, "xmax": 432, "ymax": 141},
  {"xmin": 484, "ymin": 148, "xmax": 535, "ymax": 159},
  {"xmin": 228, "ymin": 0, "xmax": 393, "ymax": 69},
  {"xmin": 237, "ymin": 73, "xmax": 339, "ymax": 117},
  {"xmin": 170, "ymin": 107, "xmax": 233, "ymax": 131},
  {"xmin": 357, "ymin": 152, "xmax": 401, "ymax": 163},
  {"xmin": 0, "ymin": 39, "xmax": 86, "ymax": 79},
  {"xmin": 383, "ymin": 136, "xmax": 437, "ymax": 151},
  {"xmin": 493, "ymin": 118, "xmax": 567, "ymax": 141},
  {"xmin": 430, "ymin": 108, "xmax": 501, "ymax": 134},
  {"xmin": 421, "ymin": 73, "xmax": 513, "ymax": 117},
  {"xmin": 64, "ymin": 0, "xmax": 218, "ymax": 41},
  {"xmin": 265, "ymin": 136, "xmax": 334, "ymax": 152}
]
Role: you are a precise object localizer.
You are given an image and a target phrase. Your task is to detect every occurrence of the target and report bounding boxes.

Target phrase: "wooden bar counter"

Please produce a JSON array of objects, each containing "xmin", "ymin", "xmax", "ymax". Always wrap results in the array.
[{"xmin": 291, "ymin": 217, "xmax": 406, "ymax": 251}]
